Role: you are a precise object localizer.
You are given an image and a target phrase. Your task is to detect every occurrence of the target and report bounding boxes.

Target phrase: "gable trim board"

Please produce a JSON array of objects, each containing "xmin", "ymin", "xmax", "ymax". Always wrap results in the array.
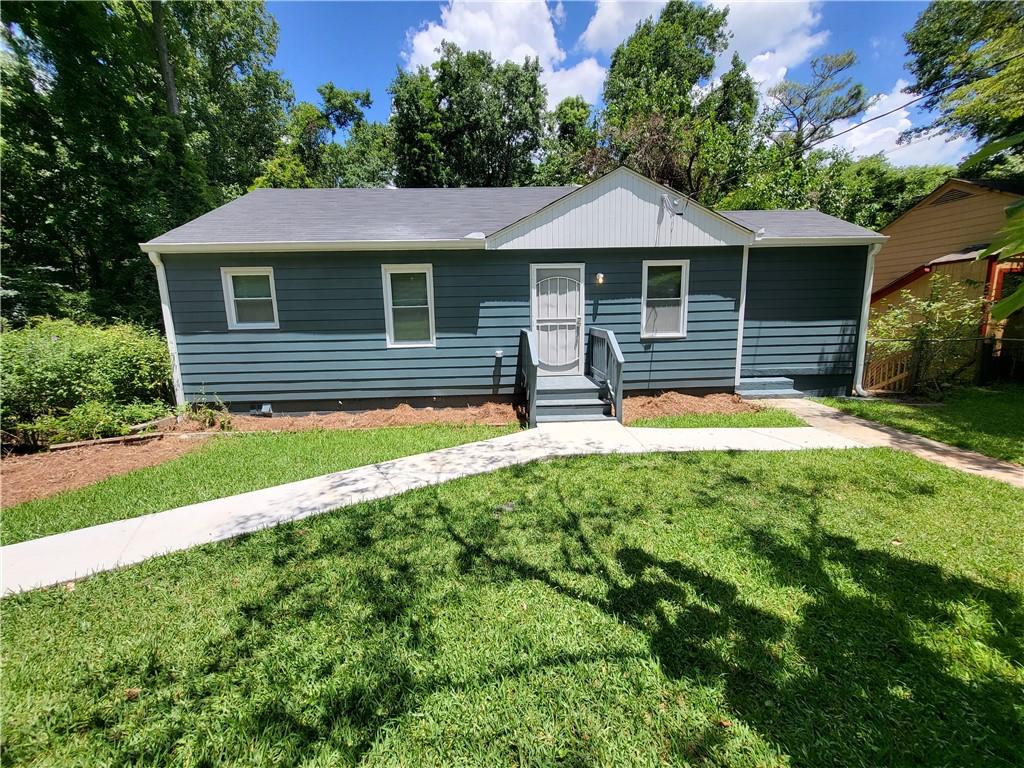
[{"xmin": 487, "ymin": 166, "xmax": 757, "ymax": 250}]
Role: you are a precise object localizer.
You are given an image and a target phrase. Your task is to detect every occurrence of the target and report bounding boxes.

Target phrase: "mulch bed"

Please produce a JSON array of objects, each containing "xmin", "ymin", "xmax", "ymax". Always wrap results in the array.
[
  {"xmin": 1, "ymin": 392, "xmax": 761, "ymax": 508},
  {"xmin": 622, "ymin": 391, "xmax": 759, "ymax": 423},
  {"xmin": 0, "ymin": 435, "xmax": 210, "ymax": 508}
]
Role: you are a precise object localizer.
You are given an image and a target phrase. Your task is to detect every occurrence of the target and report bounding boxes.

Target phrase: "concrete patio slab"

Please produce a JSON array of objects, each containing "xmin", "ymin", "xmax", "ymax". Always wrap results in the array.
[{"xmin": 0, "ymin": 419, "xmax": 880, "ymax": 597}]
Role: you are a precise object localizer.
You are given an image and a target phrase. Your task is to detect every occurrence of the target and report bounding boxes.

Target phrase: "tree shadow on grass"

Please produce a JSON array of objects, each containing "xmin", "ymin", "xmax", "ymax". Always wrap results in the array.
[
  {"xmin": 441, "ymin": 468, "xmax": 1024, "ymax": 767},
  {"xmin": 49, "ymin": 459, "xmax": 1023, "ymax": 768}
]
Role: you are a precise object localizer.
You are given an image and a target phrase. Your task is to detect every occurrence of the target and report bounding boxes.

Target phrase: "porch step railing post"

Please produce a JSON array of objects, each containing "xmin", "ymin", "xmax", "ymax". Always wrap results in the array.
[
  {"xmin": 585, "ymin": 327, "xmax": 625, "ymax": 423},
  {"xmin": 517, "ymin": 328, "xmax": 540, "ymax": 428}
]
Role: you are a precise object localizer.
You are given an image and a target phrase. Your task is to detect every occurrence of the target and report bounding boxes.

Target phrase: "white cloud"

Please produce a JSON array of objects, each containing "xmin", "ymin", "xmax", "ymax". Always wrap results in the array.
[
  {"xmin": 579, "ymin": 0, "xmax": 667, "ymax": 53},
  {"xmin": 823, "ymin": 79, "xmax": 970, "ymax": 166},
  {"xmin": 545, "ymin": 57, "xmax": 607, "ymax": 104},
  {"xmin": 403, "ymin": 0, "xmax": 606, "ymax": 107},
  {"xmin": 577, "ymin": 1, "xmax": 830, "ymax": 93},
  {"xmin": 710, "ymin": 0, "xmax": 829, "ymax": 92}
]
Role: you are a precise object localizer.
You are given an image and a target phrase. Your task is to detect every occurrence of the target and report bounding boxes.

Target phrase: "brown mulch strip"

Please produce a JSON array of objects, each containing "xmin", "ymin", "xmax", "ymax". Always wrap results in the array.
[
  {"xmin": 1, "ymin": 393, "xmax": 758, "ymax": 508},
  {"xmin": 622, "ymin": 391, "xmax": 761, "ymax": 424},
  {"xmin": 1, "ymin": 435, "xmax": 209, "ymax": 508},
  {"xmin": 215, "ymin": 401, "xmax": 520, "ymax": 432}
]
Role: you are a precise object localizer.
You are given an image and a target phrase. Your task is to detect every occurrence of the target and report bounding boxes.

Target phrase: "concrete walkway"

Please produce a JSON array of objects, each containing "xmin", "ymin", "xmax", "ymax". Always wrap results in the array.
[
  {"xmin": 773, "ymin": 398, "xmax": 1024, "ymax": 488},
  {"xmin": 2, "ymin": 422, "xmax": 859, "ymax": 596}
]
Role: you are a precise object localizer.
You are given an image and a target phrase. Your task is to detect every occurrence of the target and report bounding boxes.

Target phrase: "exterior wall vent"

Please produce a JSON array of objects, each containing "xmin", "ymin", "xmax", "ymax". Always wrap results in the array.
[{"xmin": 929, "ymin": 188, "xmax": 973, "ymax": 206}]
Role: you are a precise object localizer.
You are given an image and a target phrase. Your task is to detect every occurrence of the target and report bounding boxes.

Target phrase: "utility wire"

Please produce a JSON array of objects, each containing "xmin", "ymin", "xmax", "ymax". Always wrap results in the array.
[{"xmin": 701, "ymin": 48, "xmax": 1024, "ymax": 195}]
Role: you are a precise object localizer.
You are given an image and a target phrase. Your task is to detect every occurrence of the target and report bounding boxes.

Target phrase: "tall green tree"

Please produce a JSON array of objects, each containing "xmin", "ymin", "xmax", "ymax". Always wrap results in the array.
[
  {"xmin": 768, "ymin": 51, "xmax": 869, "ymax": 157},
  {"xmin": 324, "ymin": 121, "xmax": 396, "ymax": 188},
  {"xmin": 0, "ymin": 0, "xmax": 291, "ymax": 326},
  {"xmin": 602, "ymin": 0, "xmax": 728, "ymax": 124},
  {"xmin": 601, "ymin": 2, "xmax": 757, "ymax": 202},
  {"xmin": 831, "ymin": 155, "xmax": 953, "ymax": 231},
  {"xmin": 534, "ymin": 96, "xmax": 599, "ymax": 186},
  {"xmin": 904, "ymin": 1, "xmax": 1024, "ymax": 154},
  {"xmin": 389, "ymin": 42, "xmax": 545, "ymax": 187},
  {"xmin": 252, "ymin": 84, "xmax": 371, "ymax": 188}
]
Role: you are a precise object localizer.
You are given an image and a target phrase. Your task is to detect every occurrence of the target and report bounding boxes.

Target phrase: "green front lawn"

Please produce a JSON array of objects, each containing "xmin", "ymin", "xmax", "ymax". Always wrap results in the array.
[
  {"xmin": 821, "ymin": 383, "xmax": 1024, "ymax": 464},
  {"xmin": 631, "ymin": 408, "xmax": 804, "ymax": 428},
  {"xmin": 1, "ymin": 424, "xmax": 514, "ymax": 545},
  {"xmin": 3, "ymin": 449, "xmax": 1021, "ymax": 767}
]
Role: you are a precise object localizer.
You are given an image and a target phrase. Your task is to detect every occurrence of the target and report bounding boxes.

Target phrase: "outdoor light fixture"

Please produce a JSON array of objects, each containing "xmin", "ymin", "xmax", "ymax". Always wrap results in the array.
[{"xmin": 596, "ymin": 273, "xmax": 605, "ymax": 284}]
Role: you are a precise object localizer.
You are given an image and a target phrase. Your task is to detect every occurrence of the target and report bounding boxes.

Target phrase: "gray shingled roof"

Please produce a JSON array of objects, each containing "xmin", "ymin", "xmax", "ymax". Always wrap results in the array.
[
  {"xmin": 720, "ymin": 209, "xmax": 884, "ymax": 241},
  {"xmin": 145, "ymin": 186, "xmax": 884, "ymax": 247},
  {"xmin": 146, "ymin": 186, "xmax": 576, "ymax": 245}
]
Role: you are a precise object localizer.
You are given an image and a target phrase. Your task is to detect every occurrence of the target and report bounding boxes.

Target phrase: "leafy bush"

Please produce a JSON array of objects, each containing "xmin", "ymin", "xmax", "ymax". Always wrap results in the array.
[
  {"xmin": 19, "ymin": 401, "xmax": 170, "ymax": 446},
  {"xmin": 870, "ymin": 274, "xmax": 987, "ymax": 395},
  {"xmin": 1, "ymin": 318, "xmax": 172, "ymax": 445}
]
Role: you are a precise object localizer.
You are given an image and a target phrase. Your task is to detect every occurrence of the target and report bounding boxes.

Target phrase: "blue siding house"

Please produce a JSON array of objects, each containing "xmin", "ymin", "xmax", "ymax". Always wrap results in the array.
[{"xmin": 142, "ymin": 167, "xmax": 886, "ymax": 424}]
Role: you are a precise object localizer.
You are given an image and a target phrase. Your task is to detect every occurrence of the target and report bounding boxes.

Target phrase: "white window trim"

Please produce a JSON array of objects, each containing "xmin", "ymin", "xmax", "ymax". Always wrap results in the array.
[
  {"xmin": 382, "ymin": 263, "xmax": 436, "ymax": 348},
  {"xmin": 640, "ymin": 259, "xmax": 689, "ymax": 339},
  {"xmin": 221, "ymin": 267, "xmax": 280, "ymax": 330}
]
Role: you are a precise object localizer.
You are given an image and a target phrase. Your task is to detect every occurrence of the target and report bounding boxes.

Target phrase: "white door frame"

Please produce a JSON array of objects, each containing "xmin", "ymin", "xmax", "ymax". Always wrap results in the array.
[{"xmin": 530, "ymin": 262, "xmax": 586, "ymax": 376}]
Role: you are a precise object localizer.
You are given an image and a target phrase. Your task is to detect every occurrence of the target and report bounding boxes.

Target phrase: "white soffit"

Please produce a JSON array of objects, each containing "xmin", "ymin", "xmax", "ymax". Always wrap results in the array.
[{"xmin": 487, "ymin": 167, "xmax": 754, "ymax": 250}]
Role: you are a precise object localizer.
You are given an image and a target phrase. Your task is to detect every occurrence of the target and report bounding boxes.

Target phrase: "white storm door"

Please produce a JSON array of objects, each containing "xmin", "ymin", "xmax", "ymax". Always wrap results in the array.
[{"xmin": 532, "ymin": 264, "xmax": 585, "ymax": 375}]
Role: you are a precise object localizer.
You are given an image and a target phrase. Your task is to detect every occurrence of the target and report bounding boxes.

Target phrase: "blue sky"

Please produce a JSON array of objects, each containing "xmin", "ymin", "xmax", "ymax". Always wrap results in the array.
[{"xmin": 268, "ymin": 0, "xmax": 970, "ymax": 167}]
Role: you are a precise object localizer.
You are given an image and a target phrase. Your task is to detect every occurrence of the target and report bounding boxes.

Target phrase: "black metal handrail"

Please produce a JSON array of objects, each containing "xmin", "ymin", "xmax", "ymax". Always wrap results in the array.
[
  {"xmin": 516, "ymin": 328, "xmax": 540, "ymax": 427},
  {"xmin": 586, "ymin": 327, "xmax": 624, "ymax": 423}
]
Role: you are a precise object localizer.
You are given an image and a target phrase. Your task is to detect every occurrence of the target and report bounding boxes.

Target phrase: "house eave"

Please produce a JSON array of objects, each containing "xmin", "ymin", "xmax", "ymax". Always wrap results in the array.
[
  {"xmin": 752, "ymin": 236, "xmax": 889, "ymax": 247},
  {"xmin": 139, "ymin": 239, "xmax": 487, "ymax": 254}
]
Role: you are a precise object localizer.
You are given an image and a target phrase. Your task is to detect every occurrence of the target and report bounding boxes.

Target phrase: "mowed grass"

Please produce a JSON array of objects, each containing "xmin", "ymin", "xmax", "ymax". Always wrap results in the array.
[
  {"xmin": 3, "ymin": 449, "xmax": 1022, "ymax": 767},
  {"xmin": 631, "ymin": 408, "xmax": 804, "ymax": 428},
  {"xmin": 821, "ymin": 383, "xmax": 1024, "ymax": 464},
  {"xmin": 0, "ymin": 425, "xmax": 514, "ymax": 545}
]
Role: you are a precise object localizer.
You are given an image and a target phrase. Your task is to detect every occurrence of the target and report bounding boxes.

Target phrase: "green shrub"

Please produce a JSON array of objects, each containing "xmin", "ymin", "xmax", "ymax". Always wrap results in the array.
[
  {"xmin": 1, "ymin": 318, "xmax": 171, "ymax": 445},
  {"xmin": 20, "ymin": 401, "xmax": 170, "ymax": 446}
]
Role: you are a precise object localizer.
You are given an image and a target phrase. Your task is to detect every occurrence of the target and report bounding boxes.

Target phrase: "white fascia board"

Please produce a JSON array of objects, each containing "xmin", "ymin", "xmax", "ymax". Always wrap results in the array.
[
  {"xmin": 139, "ymin": 239, "xmax": 487, "ymax": 254},
  {"xmin": 751, "ymin": 236, "xmax": 889, "ymax": 247}
]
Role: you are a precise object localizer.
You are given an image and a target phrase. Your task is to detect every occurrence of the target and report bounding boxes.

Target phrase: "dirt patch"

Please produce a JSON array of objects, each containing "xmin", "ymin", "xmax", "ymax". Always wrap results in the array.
[
  {"xmin": 622, "ymin": 391, "xmax": 762, "ymax": 424},
  {"xmin": 2, "ymin": 401, "xmax": 519, "ymax": 507},
  {"xmin": 1, "ymin": 435, "xmax": 208, "ymax": 508}
]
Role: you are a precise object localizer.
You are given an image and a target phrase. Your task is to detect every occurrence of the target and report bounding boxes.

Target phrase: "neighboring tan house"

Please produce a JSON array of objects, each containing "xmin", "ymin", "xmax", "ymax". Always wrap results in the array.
[
  {"xmin": 871, "ymin": 178, "xmax": 1023, "ymax": 335},
  {"xmin": 141, "ymin": 166, "xmax": 887, "ymax": 424}
]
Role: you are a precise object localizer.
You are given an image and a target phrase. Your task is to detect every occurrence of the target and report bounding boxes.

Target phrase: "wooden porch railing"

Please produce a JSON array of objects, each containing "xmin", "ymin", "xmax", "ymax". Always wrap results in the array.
[
  {"xmin": 516, "ymin": 328, "xmax": 540, "ymax": 427},
  {"xmin": 585, "ymin": 327, "xmax": 625, "ymax": 423}
]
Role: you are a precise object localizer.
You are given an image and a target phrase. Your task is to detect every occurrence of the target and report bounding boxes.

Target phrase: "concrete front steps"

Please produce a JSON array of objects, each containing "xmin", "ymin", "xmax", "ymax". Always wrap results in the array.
[
  {"xmin": 535, "ymin": 375, "xmax": 615, "ymax": 423},
  {"xmin": 736, "ymin": 376, "xmax": 805, "ymax": 399}
]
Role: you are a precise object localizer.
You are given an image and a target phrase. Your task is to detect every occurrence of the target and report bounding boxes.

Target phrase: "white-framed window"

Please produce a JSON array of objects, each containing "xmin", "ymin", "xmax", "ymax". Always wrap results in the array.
[
  {"xmin": 220, "ymin": 267, "xmax": 279, "ymax": 330},
  {"xmin": 641, "ymin": 259, "xmax": 689, "ymax": 338},
  {"xmin": 382, "ymin": 263, "xmax": 436, "ymax": 348}
]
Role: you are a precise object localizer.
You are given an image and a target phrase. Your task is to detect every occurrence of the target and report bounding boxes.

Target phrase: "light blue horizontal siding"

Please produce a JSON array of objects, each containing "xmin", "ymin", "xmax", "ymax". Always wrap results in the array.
[
  {"xmin": 164, "ymin": 247, "xmax": 743, "ymax": 404},
  {"xmin": 741, "ymin": 245, "xmax": 868, "ymax": 394}
]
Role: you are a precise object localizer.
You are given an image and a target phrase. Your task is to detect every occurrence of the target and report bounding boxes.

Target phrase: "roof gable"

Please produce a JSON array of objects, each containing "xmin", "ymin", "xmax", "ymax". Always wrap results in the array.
[
  {"xmin": 486, "ymin": 166, "xmax": 754, "ymax": 250},
  {"xmin": 882, "ymin": 178, "xmax": 1022, "ymax": 234}
]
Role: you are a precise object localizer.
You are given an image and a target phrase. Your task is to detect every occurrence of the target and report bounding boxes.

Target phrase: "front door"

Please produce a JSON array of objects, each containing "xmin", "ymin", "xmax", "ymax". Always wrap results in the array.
[{"xmin": 532, "ymin": 263, "xmax": 584, "ymax": 375}]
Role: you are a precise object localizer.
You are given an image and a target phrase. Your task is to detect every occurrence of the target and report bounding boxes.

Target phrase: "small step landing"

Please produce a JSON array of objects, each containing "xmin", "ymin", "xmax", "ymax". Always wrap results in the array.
[
  {"xmin": 535, "ymin": 375, "xmax": 615, "ymax": 422},
  {"xmin": 736, "ymin": 376, "xmax": 804, "ymax": 399}
]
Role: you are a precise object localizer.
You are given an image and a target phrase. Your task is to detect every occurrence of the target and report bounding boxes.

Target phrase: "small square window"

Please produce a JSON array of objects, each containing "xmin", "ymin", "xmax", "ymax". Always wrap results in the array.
[
  {"xmin": 382, "ymin": 264, "xmax": 435, "ymax": 347},
  {"xmin": 641, "ymin": 260, "xmax": 688, "ymax": 338},
  {"xmin": 221, "ymin": 267, "xmax": 279, "ymax": 330}
]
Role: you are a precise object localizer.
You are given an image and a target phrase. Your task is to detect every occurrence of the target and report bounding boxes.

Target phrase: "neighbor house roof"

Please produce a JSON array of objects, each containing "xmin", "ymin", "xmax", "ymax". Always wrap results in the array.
[{"xmin": 141, "ymin": 169, "xmax": 885, "ymax": 253}]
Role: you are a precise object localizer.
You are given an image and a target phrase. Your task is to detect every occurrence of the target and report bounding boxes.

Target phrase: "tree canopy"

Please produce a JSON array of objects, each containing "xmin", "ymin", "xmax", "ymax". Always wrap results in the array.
[
  {"xmin": 3, "ymin": 0, "xmax": 997, "ymax": 330},
  {"xmin": 390, "ymin": 43, "xmax": 546, "ymax": 188},
  {"xmin": 1, "ymin": 0, "xmax": 291, "ymax": 325}
]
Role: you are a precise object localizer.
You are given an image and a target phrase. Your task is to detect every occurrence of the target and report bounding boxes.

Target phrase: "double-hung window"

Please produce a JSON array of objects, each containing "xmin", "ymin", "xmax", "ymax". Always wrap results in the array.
[
  {"xmin": 641, "ymin": 260, "xmax": 689, "ymax": 338},
  {"xmin": 221, "ymin": 267, "xmax": 279, "ymax": 330},
  {"xmin": 382, "ymin": 264, "xmax": 435, "ymax": 347}
]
